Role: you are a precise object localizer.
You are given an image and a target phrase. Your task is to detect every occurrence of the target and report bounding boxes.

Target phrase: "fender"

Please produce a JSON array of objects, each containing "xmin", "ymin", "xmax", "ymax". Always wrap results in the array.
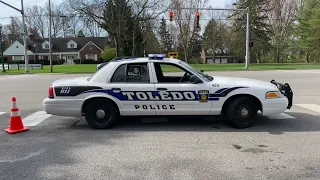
[
  {"xmin": 222, "ymin": 87, "xmax": 267, "ymax": 102},
  {"xmin": 81, "ymin": 91, "xmax": 123, "ymax": 115}
]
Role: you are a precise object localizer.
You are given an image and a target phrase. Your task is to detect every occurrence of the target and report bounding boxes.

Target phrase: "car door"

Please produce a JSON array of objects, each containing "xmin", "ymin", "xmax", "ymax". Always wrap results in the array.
[
  {"xmin": 151, "ymin": 62, "xmax": 213, "ymax": 116},
  {"xmin": 106, "ymin": 61, "xmax": 156, "ymax": 116}
]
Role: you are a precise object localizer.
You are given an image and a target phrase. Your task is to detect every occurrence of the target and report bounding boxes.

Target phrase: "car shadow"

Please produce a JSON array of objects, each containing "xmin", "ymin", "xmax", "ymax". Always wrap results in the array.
[{"xmin": 71, "ymin": 112, "xmax": 320, "ymax": 134}]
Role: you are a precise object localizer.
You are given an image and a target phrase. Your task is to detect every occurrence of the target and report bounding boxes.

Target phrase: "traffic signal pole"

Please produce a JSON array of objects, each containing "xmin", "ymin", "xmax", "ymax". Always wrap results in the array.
[
  {"xmin": 0, "ymin": 0, "xmax": 29, "ymax": 73},
  {"xmin": 169, "ymin": 7, "xmax": 250, "ymax": 70}
]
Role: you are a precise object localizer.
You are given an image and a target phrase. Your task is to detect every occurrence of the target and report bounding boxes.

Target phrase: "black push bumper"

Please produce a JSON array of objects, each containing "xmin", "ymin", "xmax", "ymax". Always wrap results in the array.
[{"xmin": 270, "ymin": 79, "xmax": 293, "ymax": 109}]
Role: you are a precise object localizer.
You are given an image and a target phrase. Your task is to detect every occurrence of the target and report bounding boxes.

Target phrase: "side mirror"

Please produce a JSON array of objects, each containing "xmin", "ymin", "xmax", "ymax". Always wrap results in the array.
[{"xmin": 189, "ymin": 75, "xmax": 202, "ymax": 84}]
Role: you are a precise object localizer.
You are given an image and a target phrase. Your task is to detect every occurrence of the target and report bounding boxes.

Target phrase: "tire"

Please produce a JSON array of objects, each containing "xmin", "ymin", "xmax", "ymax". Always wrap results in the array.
[
  {"xmin": 84, "ymin": 98, "xmax": 119, "ymax": 129},
  {"xmin": 226, "ymin": 96, "xmax": 259, "ymax": 129}
]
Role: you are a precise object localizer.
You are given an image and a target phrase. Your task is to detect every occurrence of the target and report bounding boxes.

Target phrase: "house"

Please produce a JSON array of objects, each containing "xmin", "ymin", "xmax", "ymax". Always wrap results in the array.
[
  {"xmin": 3, "ymin": 34, "xmax": 107, "ymax": 64},
  {"xmin": 201, "ymin": 47, "xmax": 243, "ymax": 64}
]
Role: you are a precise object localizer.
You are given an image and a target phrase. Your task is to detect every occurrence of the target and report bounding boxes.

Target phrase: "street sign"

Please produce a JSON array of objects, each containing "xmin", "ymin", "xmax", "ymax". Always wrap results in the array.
[{"xmin": 168, "ymin": 52, "xmax": 179, "ymax": 58}]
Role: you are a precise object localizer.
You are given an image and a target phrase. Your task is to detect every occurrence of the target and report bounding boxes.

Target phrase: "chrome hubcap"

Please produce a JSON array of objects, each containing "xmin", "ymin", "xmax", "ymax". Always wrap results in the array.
[
  {"xmin": 96, "ymin": 109, "xmax": 105, "ymax": 119},
  {"xmin": 241, "ymin": 108, "xmax": 249, "ymax": 117}
]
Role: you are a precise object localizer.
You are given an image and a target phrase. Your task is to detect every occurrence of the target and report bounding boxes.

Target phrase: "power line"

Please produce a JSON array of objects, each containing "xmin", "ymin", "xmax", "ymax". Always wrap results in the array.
[{"xmin": 0, "ymin": 14, "xmax": 302, "ymax": 21}]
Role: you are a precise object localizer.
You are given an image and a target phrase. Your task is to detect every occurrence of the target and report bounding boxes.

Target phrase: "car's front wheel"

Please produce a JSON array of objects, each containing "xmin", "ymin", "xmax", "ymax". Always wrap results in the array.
[
  {"xmin": 84, "ymin": 98, "xmax": 119, "ymax": 129},
  {"xmin": 226, "ymin": 96, "xmax": 259, "ymax": 129}
]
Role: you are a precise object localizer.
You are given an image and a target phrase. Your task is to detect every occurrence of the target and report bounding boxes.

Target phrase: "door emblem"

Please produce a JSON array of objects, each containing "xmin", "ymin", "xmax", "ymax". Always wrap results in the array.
[{"xmin": 198, "ymin": 90, "xmax": 209, "ymax": 102}]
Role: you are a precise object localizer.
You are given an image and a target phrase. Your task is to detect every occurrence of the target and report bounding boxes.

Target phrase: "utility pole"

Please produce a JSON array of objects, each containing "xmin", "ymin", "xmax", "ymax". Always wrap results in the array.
[
  {"xmin": 49, "ymin": 0, "xmax": 53, "ymax": 72},
  {"xmin": 245, "ymin": 7, "xmax": 250, "ymax": 70},
  {"xmin": 0, "ymin": 0, "xmax": 29, "ymax": 73},
  {"xmin": 0, "ymin": 25, "xmax": 5, "ymax": 73}
]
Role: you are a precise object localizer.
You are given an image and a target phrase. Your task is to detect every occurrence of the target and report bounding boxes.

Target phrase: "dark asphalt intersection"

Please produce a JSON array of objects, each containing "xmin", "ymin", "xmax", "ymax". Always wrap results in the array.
[{"xmin": 0, "ymin": 105, "xmax": 320, "ymax": 180}]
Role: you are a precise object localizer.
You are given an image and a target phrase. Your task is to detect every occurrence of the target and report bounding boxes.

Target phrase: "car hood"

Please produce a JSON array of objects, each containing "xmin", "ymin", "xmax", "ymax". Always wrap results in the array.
[
  {"xmin": 211, "ymin": 76, "xmax": 279, "ymax": 90},
  {"xmin": 53, "ymin": 76, "xmax": 91, "ymax": 86}
]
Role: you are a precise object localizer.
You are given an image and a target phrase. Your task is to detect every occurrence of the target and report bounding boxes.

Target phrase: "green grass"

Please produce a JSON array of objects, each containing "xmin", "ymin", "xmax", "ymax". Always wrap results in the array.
[{"xmin": 2, "ymin": 63, "xmax": 320, "ymax": 75}]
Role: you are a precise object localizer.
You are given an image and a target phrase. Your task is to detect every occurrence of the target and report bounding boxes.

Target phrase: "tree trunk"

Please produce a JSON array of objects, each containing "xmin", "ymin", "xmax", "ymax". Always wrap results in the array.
[
  {"xmin": 276, "ymin": 43, "xmax": 280, "ymax": 63},
  {"xmin": 114, "ymin": 37, "xmax": 119, "ymax": 57},
  {"xmin": 132, "ymin": 24, "xmax": 135, "ymax": 56}
]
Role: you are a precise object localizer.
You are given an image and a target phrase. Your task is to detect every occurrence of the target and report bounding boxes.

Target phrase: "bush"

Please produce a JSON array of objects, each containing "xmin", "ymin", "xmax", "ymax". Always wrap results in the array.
[
  {"xmin": 73, "ymin": 59, "xmax": 101, "ymax": 64},
  {"xmin": 8, "ymin": 59, "xmax": 65, "ymax": 65}
]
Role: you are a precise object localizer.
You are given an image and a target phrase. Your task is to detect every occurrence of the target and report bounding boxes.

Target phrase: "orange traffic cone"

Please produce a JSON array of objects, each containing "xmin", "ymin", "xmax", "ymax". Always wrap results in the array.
[{"xmin": 4, "ymin": 97, "xmax": 29, "ymax": 134}]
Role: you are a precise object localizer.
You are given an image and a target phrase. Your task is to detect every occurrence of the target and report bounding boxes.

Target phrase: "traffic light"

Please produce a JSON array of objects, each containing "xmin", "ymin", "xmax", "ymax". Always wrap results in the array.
[
  {"xmin": 169, "ymin": 11, "xmax": 173, "ymax": 21},
  {"xmin": 196, "ymin": 12, "xmax": 200, "ymax": 28}
]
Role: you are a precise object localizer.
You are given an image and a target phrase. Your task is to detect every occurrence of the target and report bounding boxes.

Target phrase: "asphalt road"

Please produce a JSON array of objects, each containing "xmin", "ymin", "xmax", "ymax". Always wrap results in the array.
[{"xmin": 0, "ymin": 70, "xmax": 320, "ymax": 180}]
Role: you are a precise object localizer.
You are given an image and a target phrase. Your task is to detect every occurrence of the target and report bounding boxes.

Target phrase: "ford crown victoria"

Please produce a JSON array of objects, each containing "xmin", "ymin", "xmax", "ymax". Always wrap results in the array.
[{"xmin": 43, "ymin": 54, "xmax": 293, "ymax": 129}]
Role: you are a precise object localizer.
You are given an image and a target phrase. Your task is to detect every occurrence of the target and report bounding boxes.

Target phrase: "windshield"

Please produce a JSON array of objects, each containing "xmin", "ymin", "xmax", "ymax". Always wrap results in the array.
[{"xmin": 179, "ymin": 61, "xmax": 213, "ymax": 82}]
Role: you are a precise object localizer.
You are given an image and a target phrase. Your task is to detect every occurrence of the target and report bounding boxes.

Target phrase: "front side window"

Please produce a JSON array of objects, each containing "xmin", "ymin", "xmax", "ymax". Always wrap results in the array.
[
  {"xmin": 153, "ymin": 62, "xmax": 195, "ymax": 83},
  {"xmin": 179, "ymin": 61, "xmax": 213, "ymax": 82},
  {"xmin": 110, "ymin": 63, "xmax": 150, "ymax": 83}
]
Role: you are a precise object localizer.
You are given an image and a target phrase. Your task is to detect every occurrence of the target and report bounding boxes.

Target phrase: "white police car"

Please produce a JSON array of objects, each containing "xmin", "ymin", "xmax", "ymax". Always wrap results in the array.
[{"xmin": 43, "ymin": 54, "xmax": 293, "ymax": 129}]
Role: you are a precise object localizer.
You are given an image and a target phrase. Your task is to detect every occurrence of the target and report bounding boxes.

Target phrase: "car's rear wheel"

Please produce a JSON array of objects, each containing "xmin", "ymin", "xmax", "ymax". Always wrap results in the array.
[
  {"xmin": 84, "ymin": 98, "xmax": 119, "ymax": 129},
  {"xmin": 226, "ymin": 96, "xmax": 259, "ymax": 129}
]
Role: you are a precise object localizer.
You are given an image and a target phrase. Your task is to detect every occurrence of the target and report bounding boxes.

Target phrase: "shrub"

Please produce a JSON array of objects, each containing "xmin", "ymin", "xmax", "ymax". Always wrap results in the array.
[
  {"xmin": 73, "ymin": 59, "xmax": 100, "ymax": 64},
  {"xmin": 9, "ymin": 59, "xmax": 65, "ymax": 65}
]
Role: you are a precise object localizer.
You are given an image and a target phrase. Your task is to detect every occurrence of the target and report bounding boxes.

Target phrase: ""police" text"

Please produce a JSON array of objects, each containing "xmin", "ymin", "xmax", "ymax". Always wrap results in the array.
[{"xmin": 135, "ymin": 104, "xmax": 175, "ymax": 110}]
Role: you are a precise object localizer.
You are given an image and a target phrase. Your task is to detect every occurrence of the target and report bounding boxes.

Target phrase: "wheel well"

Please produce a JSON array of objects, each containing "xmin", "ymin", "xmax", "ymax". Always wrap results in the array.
[
  {"xmin": 81, "ymin": 97, "xmax": 120, "ymax": 115},
  {"xmin": 221, "ymin": 94, "xmax": 262, "ymax": 114}
]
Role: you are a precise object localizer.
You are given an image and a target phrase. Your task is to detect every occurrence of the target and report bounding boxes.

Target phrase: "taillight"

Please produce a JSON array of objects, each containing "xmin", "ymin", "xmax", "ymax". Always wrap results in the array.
[{"xmin": 48, "ymin": 85, "xmax": 54, "ymax": 98}]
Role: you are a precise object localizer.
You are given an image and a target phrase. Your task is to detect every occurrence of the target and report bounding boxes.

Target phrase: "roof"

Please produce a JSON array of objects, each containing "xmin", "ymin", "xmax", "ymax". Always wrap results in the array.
[
  {"xmin": 16, "ymin": 37, "xmax": 107, "ymax": 53},
  {"xmin": 109, "ymin": 57, "xmax": 182, "ymax": 64}
]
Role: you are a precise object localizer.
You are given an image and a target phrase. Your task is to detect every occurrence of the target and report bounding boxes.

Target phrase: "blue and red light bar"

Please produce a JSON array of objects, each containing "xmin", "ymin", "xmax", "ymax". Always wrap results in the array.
[{"xmin": 148, "ymin": 54, "xmax": 166, "ymax": 60}]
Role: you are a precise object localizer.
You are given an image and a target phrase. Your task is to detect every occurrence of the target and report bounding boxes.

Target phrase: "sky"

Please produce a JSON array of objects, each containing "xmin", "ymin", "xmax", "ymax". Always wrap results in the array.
[{"xmin": 0, "ymin": 0, "xmax": 234, "ymax": 25}]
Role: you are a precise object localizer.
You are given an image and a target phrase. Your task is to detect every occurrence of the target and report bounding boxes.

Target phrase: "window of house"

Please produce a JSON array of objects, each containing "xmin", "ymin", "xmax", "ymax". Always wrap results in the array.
[
  {"xmin": 13, "ymin": 56, "xmax": 24, "ymax": 61},
  {"xmin": 40, "ymin": 56, "xmax": 48, "ymax": 60},
  {"xmin": 86, "ymin": 54, "xmax": 96, "ymax": 60},
  {"xmin": 45, "ymin": 44, "xmax": 49, "ymax": 49},
  {"xmin": 70, "ymin": 44, "xmax": 74, "ymax": 48},
  {"xmin": 110, "ymin": 63, "xmax": 149, "ymax": 83}
]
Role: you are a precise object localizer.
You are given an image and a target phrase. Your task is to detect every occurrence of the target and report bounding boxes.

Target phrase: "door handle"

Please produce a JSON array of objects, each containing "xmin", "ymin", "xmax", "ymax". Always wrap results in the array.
[
  {"xmin": 111, "ymin": 88, "xmax": 121, "ymax": 91},
  {"xmin": 157, "ymin": 88, "xmax": 167, "ymax": 91}
]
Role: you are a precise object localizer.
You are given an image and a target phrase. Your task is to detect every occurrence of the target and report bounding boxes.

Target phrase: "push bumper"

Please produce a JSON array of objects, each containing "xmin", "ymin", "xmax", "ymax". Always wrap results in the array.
[{"xmin": 270, "ymin": 79, "xmax": 293, "ymax": 109}]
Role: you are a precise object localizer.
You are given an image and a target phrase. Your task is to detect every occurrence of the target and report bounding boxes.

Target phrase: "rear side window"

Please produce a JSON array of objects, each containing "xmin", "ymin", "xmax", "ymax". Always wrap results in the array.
[
  {"xmin": 110, "ymin": 63, "xmax": 149, "ymax": 83},
  {"xmin": 110, "ymin": 64, "xmax": 126, "ymax": 82}
]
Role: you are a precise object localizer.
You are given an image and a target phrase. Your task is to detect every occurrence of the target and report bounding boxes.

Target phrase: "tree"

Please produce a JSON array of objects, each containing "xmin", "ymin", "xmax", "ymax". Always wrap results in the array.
[
  {"xmin": 25, "ymin": 5, "xmax": 47, "ymax": 38},
  {"xmin": 293, "ymin": 0, "xmax": 320, "ymax": 63},
  {"xmin": 101, "ymin": 45, "xmax": 116, "ymax": 61},
  {"xmin": 202, "ymin": 19, "xmax": 221, "ymax": 61},
  {"xmin": 266, "ymin": 0, "xmax": 299, "ymax": 63},
  {"xmin": 4, "ymin": 17, "xmax": 22, "ymax": 44},
  {"xmin": 77, "ymin": 30, "xmax": 85, "ymax": 37},
  {"xmin": 158, "ymin": 18, "xmax": 172, "ymax": 53},
  {"xmin": 171, "ymin": 0, "xmax": 208, "ymax": 62},
  {"xmin": 230, "ymin": 0, "xmax": 273, "ymax": 63},
  {"xmin": 66, "ymin": 0, "xmax": 170, "ymax": 56}
]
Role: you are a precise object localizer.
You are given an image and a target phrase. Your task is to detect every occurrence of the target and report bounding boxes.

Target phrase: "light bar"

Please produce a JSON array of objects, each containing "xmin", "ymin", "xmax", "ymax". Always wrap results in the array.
[{"xmin": 148, "ymin": 54, "xmax": 166, "ymax": 60}]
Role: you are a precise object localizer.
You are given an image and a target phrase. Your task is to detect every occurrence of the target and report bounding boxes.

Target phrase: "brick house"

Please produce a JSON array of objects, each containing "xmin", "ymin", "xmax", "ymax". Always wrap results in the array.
[{"xmin": 3, "ymin": 35, "xmax": 107, "ymax": 64}]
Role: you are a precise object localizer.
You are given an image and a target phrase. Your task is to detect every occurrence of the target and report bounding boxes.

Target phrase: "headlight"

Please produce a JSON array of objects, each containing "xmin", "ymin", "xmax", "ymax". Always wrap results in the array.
[{"xmin": 265, "ymin": 91, "xmax": 283, "ymax": 99}]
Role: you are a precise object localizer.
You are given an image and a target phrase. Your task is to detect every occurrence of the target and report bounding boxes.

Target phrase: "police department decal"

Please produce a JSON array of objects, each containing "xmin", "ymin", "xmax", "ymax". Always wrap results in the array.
[
  {"xmin": 198, "ymin": 90, "xmax": 209, "ymax": 102},
  {"xmin": 120, "ymin": 91, "xmax": 197, "ymax": 101},
  {"xmin": 60, "ymin": 87, "xmax": 71, "ymax": 94}
]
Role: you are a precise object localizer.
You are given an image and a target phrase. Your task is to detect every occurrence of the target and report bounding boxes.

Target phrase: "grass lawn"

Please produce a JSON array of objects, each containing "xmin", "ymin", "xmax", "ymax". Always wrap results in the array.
[{"xmin": 2, "ymin": 63, "xmax": 320, "ymax": 75}]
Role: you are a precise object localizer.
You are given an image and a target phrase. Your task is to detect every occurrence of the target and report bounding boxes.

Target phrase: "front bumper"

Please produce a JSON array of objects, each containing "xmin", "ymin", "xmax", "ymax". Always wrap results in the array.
[{"xmin": 270, "ymin": 79, "xmax": 293, "ymax": 109}]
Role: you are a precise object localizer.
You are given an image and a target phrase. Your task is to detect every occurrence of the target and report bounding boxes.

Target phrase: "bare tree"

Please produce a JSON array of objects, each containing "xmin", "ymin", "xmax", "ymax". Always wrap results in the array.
[
  {"xmin": 265, "ymin": 0, "xmax": 299, "ymax": 63},
  {"xmin": 25, "ymin": 5, "xmax": 47, "ymax": 38},
  {"xmin": 3, "ymin": 17, "xmax": 22, "ymax": 44},
  {"xmin": 172, "ymin": 0, "xmax": 208, "ymax": 62}
]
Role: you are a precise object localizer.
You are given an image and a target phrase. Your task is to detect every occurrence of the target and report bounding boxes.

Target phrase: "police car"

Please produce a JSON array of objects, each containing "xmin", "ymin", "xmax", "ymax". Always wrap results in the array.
[{"xmin": 43, "ymin": 54, "xmax": 293, "ymax": 129}]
